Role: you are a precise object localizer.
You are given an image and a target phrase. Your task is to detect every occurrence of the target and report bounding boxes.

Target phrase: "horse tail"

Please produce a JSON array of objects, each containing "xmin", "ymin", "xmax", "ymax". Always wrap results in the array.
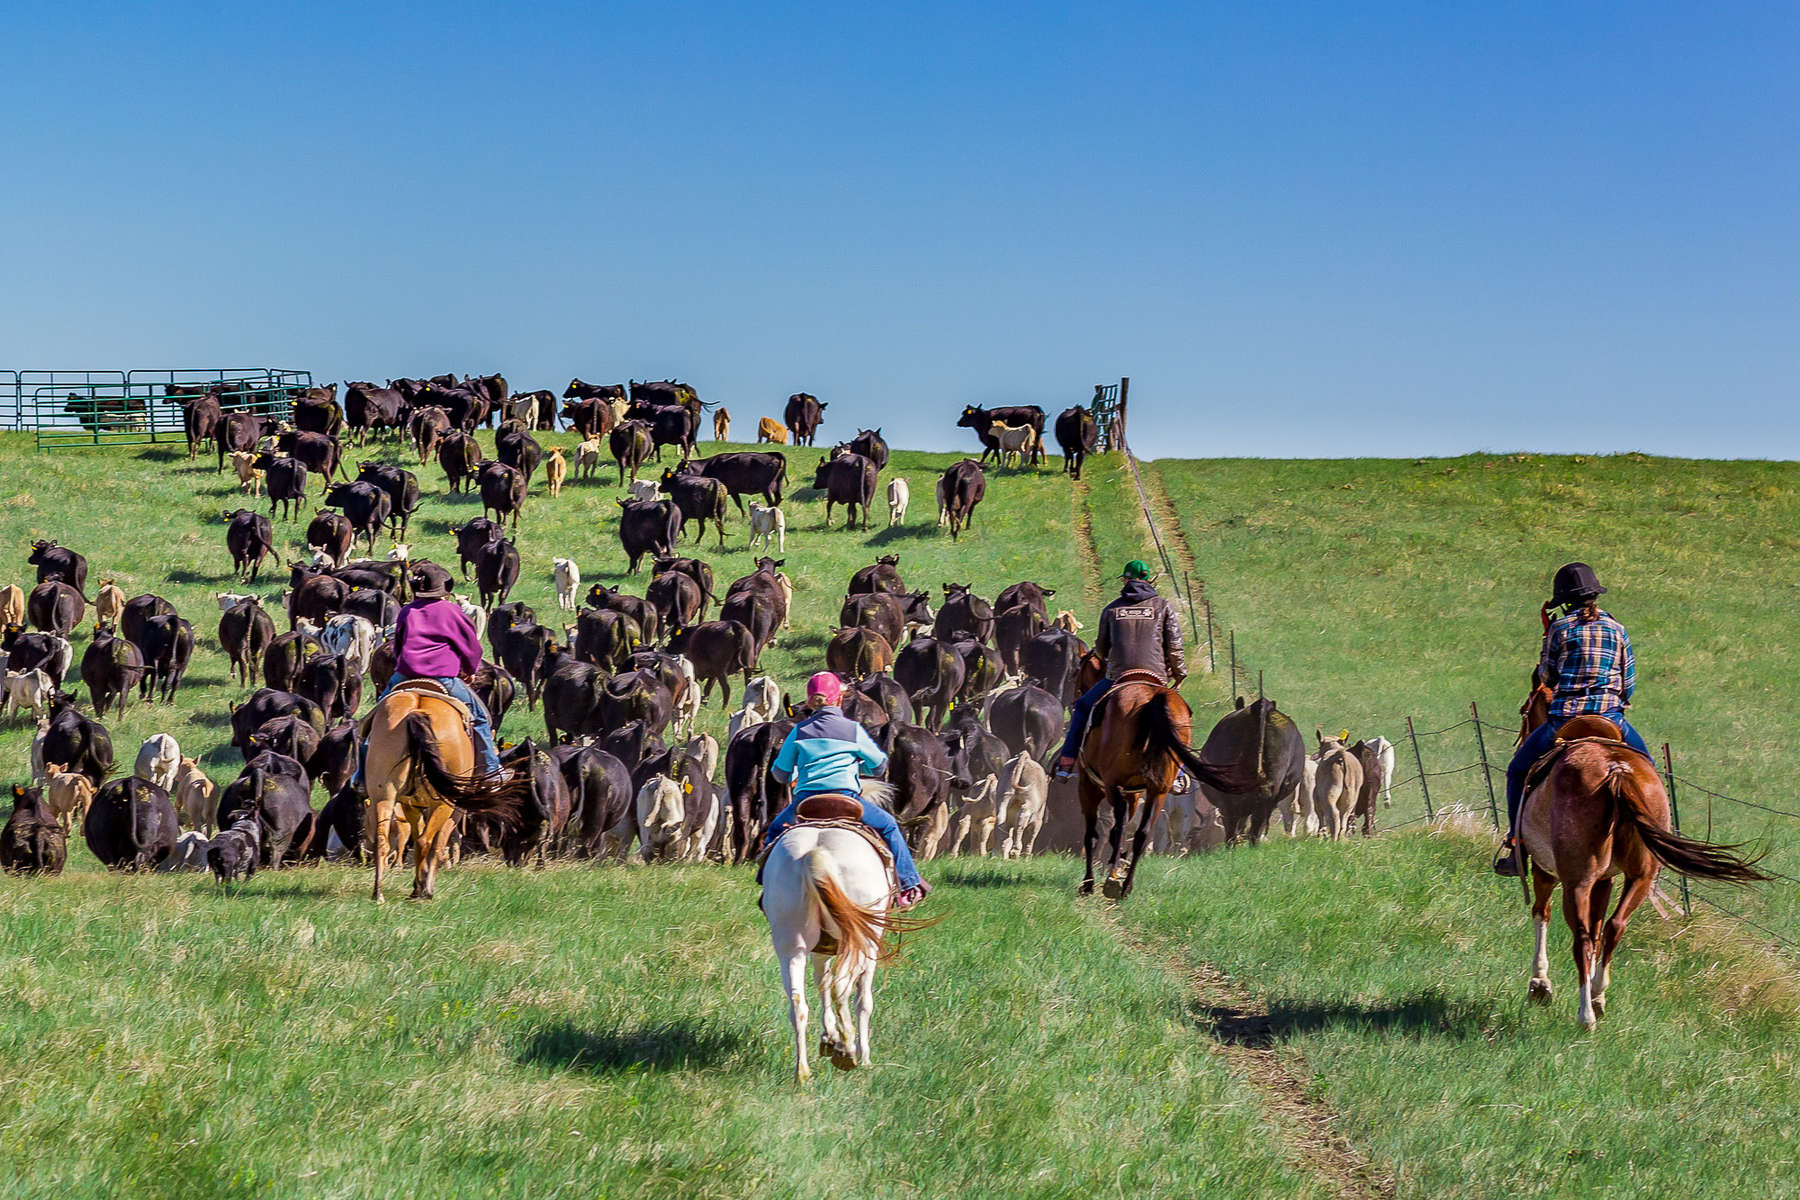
[
  {"xmin": 1141, "ymin": 691, "xmax": 1260, "ymax": 794},
  {"xmin": 401, "ymin": 712, "xmax": 525, "ymax": 829},
  {"xmin": 1605, "ymin": 764, "xmax": 1769, "ymax": 884},
  {"xmin": 802, "ymin": 846, "xmax": 894, "ymax": 963}
]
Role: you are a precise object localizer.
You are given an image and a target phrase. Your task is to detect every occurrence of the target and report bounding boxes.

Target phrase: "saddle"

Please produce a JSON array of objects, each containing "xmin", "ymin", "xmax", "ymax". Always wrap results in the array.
[
  {"xmin": 356, "ymin": 678, "xmax": 475, "ymax": 741},
  {"xmin": 1520, "ymin": 720, "xmax": 1651, "ymax": 803},
  {"xmin": 761, "ymin": 792, "xmax": 897, "ymax": 956}
]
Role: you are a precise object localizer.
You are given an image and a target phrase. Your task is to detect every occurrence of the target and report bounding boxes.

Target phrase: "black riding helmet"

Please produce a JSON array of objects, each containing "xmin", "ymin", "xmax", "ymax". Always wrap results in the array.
[
  {"xmin": 1550, "ymin": 562, "xmax": 1606, "ymax": 607},
  {"xmin": 411, "ymin": 562, "xmax": 456, "ymax": 599}
]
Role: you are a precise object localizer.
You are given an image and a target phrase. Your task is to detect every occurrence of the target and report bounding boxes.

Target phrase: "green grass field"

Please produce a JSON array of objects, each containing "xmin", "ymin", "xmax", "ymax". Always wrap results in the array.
[{"xmin": 0, "ymin": 432, "xmax": 1795, "ymax": 1198}]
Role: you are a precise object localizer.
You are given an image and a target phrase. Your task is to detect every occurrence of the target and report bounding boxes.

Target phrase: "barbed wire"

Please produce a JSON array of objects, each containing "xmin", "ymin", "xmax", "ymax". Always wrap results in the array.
[
  {"xmin": 1689, "ymin": 890, "xmax": 1800, "ymax": 956},
  {"xmin": 1673, "ymin": 775, "xmax": 1800, "ymax": 824}
]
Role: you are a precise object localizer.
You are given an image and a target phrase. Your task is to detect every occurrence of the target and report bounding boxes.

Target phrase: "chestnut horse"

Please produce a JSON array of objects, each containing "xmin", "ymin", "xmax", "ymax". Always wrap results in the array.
[
  {"xmin": 1515, "ymin": 701, "xmax": 1767, "ymax": 1028},
  {"xmin": 1077, "ymin": 674, "xmax": 1256, "ymax": 899},
  {"xmin": 364, "ymin": 684, "xmax": 524, "ymax": 902}
]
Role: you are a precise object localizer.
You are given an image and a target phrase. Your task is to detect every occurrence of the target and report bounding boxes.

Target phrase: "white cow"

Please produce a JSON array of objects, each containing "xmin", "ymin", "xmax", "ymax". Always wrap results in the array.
[
  {"xmin": 455, "ymin": 598, "xmax": 488, "ymax": 643},
  {"xmin": 886, "ymin": 477, "xmax": 909, "ymax": 526},
  {"xmin": 4, "ymin": 668, "xmax": 53, "ymax": 719},
  {"xmin": 158, "ymin": 831, "xmax": 212, "ymax": 873},
  {"xmin": 672, "ymin": 656, "xmax": 703, "ymax": 737},
  {"xmin": 627, "ymin": 479, "xmax": 660, "ymax": 502},
  {"xmin": 554, "ymin": 558, "xmax": 581, "ymax": 611},
  {"xmin": 935, "ymin": 474, "xmax": 949, "ymax": 526},
  {"xmin": 748, "ymin": 502, "xmax": 786, "ymax": 552},
  {"xmin": 574, "ymin": 437, "xmax": 603, "ymax": 481},
  {"xmin": 215, "ymin": 591, "xmax": 257, "ymax": 611},
  {"xmin": 728, "ymin": 675, "xmax": 782, "ymax": 743},
  {"xmin": 635, "ymin": 775, "xmax": 686, "ymax": 862},
  {"xmin": 989, "ymin": 422, "xmax": 1039, "ymax": 468},
  {"xmin": 134, "ymin": 734, "xmax": 182, "ymax": 793},
  {"xmin": 951, "ymin": 776, "xmax": 1003, "ymax": 857},
  {"xmin": 997, "ymin": 753, "xmax": 1048, "ymax": 859},
  {"xmin": 321, "ymin": 614, "xmax": 379, "ymax": 680},
  {"xmin": 1364, "ymin": 735, "xmax": 1397, "ymax": 807}
]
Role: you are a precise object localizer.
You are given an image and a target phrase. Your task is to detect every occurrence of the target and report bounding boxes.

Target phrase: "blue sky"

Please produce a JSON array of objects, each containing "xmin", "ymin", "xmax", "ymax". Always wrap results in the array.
[{"xmin": 3, "ymin": 3, "xmax": 1796, "ymax": 458}]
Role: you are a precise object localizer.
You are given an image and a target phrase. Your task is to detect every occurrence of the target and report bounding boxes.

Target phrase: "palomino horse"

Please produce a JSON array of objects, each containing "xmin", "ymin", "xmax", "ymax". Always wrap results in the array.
[
  {"xmin": 1515, "ymin": 705, "xmax": 1767, "ymax": 1028},
  {"xmin": 1077, "ymin": 673, "xmax": 1257, "ymax": 899},
  {"xmin": 364, "ymin": 683, "xmax": 524, "ymax": 902},
  {"xmin": 761, "ymin": 786, "xmax": 927, "ymax": 1083}
]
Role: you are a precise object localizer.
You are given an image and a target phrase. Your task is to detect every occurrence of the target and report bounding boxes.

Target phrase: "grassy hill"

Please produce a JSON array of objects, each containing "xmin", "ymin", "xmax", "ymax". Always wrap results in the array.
[{"xmin": 0, "ymin": 432, "xmax": 1794, "ymax": 1198}]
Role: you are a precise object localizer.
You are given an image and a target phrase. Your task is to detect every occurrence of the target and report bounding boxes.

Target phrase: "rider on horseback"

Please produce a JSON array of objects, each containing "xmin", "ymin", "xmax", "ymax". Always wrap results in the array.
[
  {"xmin": 356, "ymin": 563, "xmax": 503, "ymax": 783},
  {"xmin": 763, "ymin": 672, "xmax": 931, "ymax": 909},
  {"xmin": 1494, "ymin": 562, "xmax": 1652, "ymax": 876},
  {"xmin": 1054, "ymin": 560, "xmax": 1186, "ymax": 779}
]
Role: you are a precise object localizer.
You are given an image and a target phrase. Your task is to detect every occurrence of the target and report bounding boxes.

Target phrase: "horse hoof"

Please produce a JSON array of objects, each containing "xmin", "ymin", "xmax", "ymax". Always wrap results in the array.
[
  {"xmin": 1528, "ymin": 979, "xmax": 1553, "ymax": 1006},
  {"xmin": 1102, "ymin": 878, "xmax": 1124, "ymax": 901},
  {"xmin": 1591, "ymin": 995, "xmax": 1606, "ymax": 1020},
  {"xmin": 1078, "ymin": 881, "xmax": 1095, "ymax": 896},
  {"xmin": 829, "ymin": 1048, "xmax": 858, "ymax": 1071}
]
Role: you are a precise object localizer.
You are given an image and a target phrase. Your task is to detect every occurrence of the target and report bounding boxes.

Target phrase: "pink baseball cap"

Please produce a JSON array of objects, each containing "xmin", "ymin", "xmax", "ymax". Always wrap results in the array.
[{"xmin": 806, "ymin": 672, "xmax": 844, "ymax": 706}]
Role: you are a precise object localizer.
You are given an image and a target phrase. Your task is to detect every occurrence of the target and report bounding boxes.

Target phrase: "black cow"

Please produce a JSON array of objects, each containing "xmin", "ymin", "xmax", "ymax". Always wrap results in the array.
[
  {"xmin": 541, "ymin": 652, "xmax": 606, "ymax": 744},
  {"xmin": 1055, "ymin": 406, "xmax": 1099, "ymax": 478},
  {"xmin": 220, "ymin": 597, "xmax": 277, "ymax": 688},
  {"xmin": 356, "ymin": 462, "xmax": 421, "ymax": 538},
  {"xmin": 847, "ymin": 554, "xmax": 905, "ymax": 597},
  {"xmin": 883, "ymin": 721, "xmax": 962, "ymax": 842},
  {"xmin": 840, "ymin": 591, "xmax": 933, "ymax": 653},
  {"xmin": 294, "ymin": 653, "xmax": 351, "ymax": 724},
  {"xmin": 222, "ymin": 764, "xmax": 315, "ymax": 865},
  {"xmin": 1, "ymin": 785, "xmax": 67, "ymax": 875},
  {"xmin": 629, "ymin": 379, "xmax": 700, "ymax": 411},
  {"xmin": 275, "ymin": 430, "xmax": 343, "ymax": 488},
  {"xmin": 476, "ymin": 461, "xmax": 526, "ymax": 531},
  {"xmin": 572, "ymin": 608, "xmax": 640, "ymax": 672},
  {"xmin": 451, "ymin": 517, "xmax": 503, "ymax": 578},
  {"xmin": 174, "ymin": 391, "xmax": 223, "ymax": 460},
  {"xmin": 490, "ymin": 616, "xmax": 549, "ymax": 709},
  {"xmin": 5, "ymin": 629, "xmax": 69, "ymax": 681},
  {"xmin": 610, "ymin": 420, "xmax": 655, "ymax": 485},
  {"xmin": 839, "ymin": 427, "xmax": 888, "ymax": 469},
  {"xmin": 27, "ymin": 582, "xmax": 84, "ymax": 637},
  {"xmin": 690, "ymin": 451, "xmax": 787, "ymax": 511},
  {"xmin": 229, "ymin": 688, "xmax": 324, "ymax": 753},
  {"xmin": 208, "ymin": 811, "xmax": 261, "ymax": 881},
  {"xmin": 943, "ymin": 707, "xmax": 1010, "ymax": 802},
  {"xmin": 827, "ymin": 626, "xmax": 893, "ymax": 681},
  {"xmin": 225, "ymin": 509, "xmax": 276, "ymax": 582},
  {"xmin": 245, "ymin": 713, "xmax": 323, "ymax": 768},
  {"xmin": 119, "ymin": 594, "xmax": 175, "ymax": 658},
  {"xmin": 315, "ymin": 783, "xmax": 364, "ymax": 862},
  {"xmin": 597, "ymin": 669, "xmax": 676, "ymax": 739},
  {"xmin": 724, "ymin": 717, "xmax": 794, "ymax": 863},
  {"xmin": 28, "ymin": 541, "xmax": 87, "ymax": 593},
  {"xmin": 657, "ymin": 469, "xmax": 729, "ymax": 547},
  {"xmin": 253, "ymin": 454, "xmax": 309, "ymax": 521},
  {"xmin": 548, "ymin": 743, "xmax": 633, "ymax": 858},
  {"xmin": 616, "ymin": 499, "xmax": 681, "ymax": 575},
  {"xmin": 339, "ymin": 587, "xmax": 397, "ymax": 628},
  {"xmin": 989, "ymin": 682, "xmax": 1066, "ymax": 759},
  {"xmin": 411, "ymin": 404, "xmax": 451, "ymax": 464},
  {"xmin": 343, "ymin": 382, "xmax": 406, "ymax": 444},
  {"xmin": 856, "ymin": 673, "xmax": 915, "ymax": 726},
  {"xmin": 651, "ymin": 556, "xmax": 715, "ymax": 610},
  {"xmin": 584, "ymin": 584, "xmax": 660, "ymax": 645},
  {"xmin": 935, "ymin": 583, "xmax": 996, "ymax": 644},
  {"xmin": 812, "ymin": 452, "xmax": 877, "ymax": 529},
  {"xmin": 952, "ymin": 637, "xmax": 1004, "ymax": 699},
  {"xmin": 438, "ymin": 430, "xmax": 482, "ymax": 493},
  {"xmin": 322, "ymin": 481, "xmax": 392, "ymax": 556},
  {"xmin": 1022, "ymin": 627, "xmax": 1083, "ymax": 705},
  {"xmin": 471, "ymin": 662, "xmax": 517, "ymax": 729},
  {"xmin": 784, "ymin": 393, "xmax": 828, "ymax": 446},
  {"xmin": 666, "ymin": 620, "xmax": 756, "ymax": 706},
  {"xmin": 486, "ymin": 602, "xmax": 537, "ymax": 663},
  {"xmin": 645, "ymin": 570, "xmax": 703, "ymax": 636},
  {"xmin": 262, "ymin": 630, "xmax": 308, "ymax": 693},
  {"xmin": 285, "ymin": 570, "xmax": 347, "ymax": 631},
  {"xmin": 939, "ymin": 459, "xmax": 987, "ymax": 540},
  {"xmin": 560, "ymin": 397, "xmax": 614, "ymax": 439},
  {"xmin": 309, "ymin": 722, "xmax": 361, "ymax": 798},
  {"xmin": 305, "ymin": 510, "xmax": 354, "ymax": 567},
  {"xmin": 994, "ymin": 602, "xmax": 1045, "ymax": 674},
  {"xmin": 499, "ymin": 740, "xmax": 572, "ymax": 866},
  {"xmin": 84, "ymin": 777, "xmax": 178, "ymax": 871},
  {"xmin": 893, "ymin": 635, "xmax": 964, "ymax": 730},
  {"xmin": 42, "ymin": 694, "xmax": 113, "ymax": 786},
  {"xmin": 565, "ymin": 379, "xmax": 628, "ymax": 403},
  {"xmin": 138, "ymin": 614, "xmax": 195, "ymax": 703},
  {"xmin": 215, "ymin": 411, "xmax": 265, "ymax": 473},
  {"xmin": 958, "ymin": 404, "xmax": 1046, "ymax": 465},
  {"xmin": 496, "ymin": 426, "xmax": 544, "ymax": 490},
  {"xmin": 630, "ymin": 404, "xmax": 697, "ymax": 464},
  {"xmin": 475, "ymin": 538, "xmax": 520, "ymax": 610},
  {"xmin": 294, "ymin": 391, "xmax": 343, "ymax": 438},
  {"xmin": 720, "ymin": 558, "xmax": 787, "ymax": 658}
]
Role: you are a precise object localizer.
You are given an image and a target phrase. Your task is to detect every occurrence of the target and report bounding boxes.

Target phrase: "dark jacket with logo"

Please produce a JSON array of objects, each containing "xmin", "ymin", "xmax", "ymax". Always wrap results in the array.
[{"xmin": 1095, "ymin": 580, "xmax": 1185, "ymax": 683}]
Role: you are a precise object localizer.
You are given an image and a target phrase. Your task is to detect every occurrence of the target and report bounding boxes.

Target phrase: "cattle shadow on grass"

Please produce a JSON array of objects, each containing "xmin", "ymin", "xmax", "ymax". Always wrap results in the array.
[
  {"xmin": 866, "ymin": 523, "xmax": 938, "ymax": 546},
  {"xmin": 519, "ymin": 1019, "xmax": 745, "ymax": 1073},
  {"xmin": 937, "ymin": 863, "xmax": 1029, "ymax": 888},
  {"xmin": 1191, "ymin": 989, "xmax": 1489, "ymax": 1047},
  {"xmin": 166, "ymin": 568, "xmax": 223, "ymax": 585}
]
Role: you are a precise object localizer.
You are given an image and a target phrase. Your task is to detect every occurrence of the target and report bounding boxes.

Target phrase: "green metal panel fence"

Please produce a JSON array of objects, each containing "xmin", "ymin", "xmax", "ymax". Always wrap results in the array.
[{"xmin": 4, "ymin": 368, "xmax": 313, "ymax": 450}]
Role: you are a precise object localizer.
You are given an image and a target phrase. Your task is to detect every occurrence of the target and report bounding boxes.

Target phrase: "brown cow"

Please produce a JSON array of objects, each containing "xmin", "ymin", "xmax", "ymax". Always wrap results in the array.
[{"xmin": 757, "ymin": 417, "xmax": 789, "ymax": 445}]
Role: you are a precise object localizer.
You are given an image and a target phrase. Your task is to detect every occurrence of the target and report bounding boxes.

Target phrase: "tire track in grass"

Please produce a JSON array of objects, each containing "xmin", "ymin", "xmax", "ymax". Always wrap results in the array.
[
  {"xmin": 1069, "ymin": 474, "xmax": 1106, "ymax": 611},
  {"xmin": 1094, "ymin": 907, "xmax": 1396, "ymax": 1200}
]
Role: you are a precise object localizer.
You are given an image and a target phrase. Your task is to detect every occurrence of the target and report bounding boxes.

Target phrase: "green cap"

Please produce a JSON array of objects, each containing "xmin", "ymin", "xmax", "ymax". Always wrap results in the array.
[{"xmin": 1122, "ymin": 559, "xmax": 1151, "ymax": 580}]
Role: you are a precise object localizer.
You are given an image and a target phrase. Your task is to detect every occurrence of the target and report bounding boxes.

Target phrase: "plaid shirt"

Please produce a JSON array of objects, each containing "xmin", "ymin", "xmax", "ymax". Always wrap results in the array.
[{"xmin": 1540, "ymin": 609, "xmax": 1635, "ymax": 718}]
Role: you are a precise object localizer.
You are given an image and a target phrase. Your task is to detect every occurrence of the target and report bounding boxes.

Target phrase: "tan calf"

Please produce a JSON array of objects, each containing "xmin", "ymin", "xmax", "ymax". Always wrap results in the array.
[
  {"xmin": 544, "ymin": 446, "xmax": 567, "ymax": 497},
  {"xmin": 94, "ymin": 581, "xmax": 125, "ymax": 626},
  {"xmin": 42, "ymin": 765, "xmax": 94, "ymax": 838},
  {"xmin": 173, "ymin": 756, "xmax": 220, "ymax": 836},
  {"xmin": 228, "ymin": 450, "xmax": 264, "ymax": 497},
  {"xmin": 713, "ymin": 407, "xmax": 732, "ymax": 441},
  {"xmin": 0, "ymin": 584, "xmax": 23, "ymax": 627},
  {"xmin": 757, "ymin": 416, "xmax": 789, "ymax": 444}
]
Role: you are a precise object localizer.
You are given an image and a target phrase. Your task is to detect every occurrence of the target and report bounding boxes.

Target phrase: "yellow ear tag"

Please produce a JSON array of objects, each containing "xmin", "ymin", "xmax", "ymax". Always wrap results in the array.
[
  {"xmin": 1339, "ymin": 729, "xmax": 1350, "ymax": 742},
  {"xmin": 682, "ymin": 779, "xmax": 693, "ymax": 794}
]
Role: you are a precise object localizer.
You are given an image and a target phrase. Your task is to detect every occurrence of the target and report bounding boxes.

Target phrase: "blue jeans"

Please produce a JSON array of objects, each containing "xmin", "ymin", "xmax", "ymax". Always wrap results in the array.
[
  {"xmin": 355, "ymin": 674, "xmax": 502, "ymax": 784},
  {"xmin": 1059, "ymin": 678, "xmax": 1113, "ymax": 761},
  {"xmin": 766, "ymin": 791, "xmax": 923, "ymax": 891},
  {"xmin": 1505, "ymin": 712, "xmax": 1650, "ymax": 832}
]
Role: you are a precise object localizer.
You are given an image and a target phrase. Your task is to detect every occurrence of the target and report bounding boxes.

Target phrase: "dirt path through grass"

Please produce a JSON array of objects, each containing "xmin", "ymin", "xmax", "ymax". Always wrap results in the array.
[
  {"xmin": 1093, "ymin": 906, "xmax": 1397, "ymax": 1200},
  {"xmin": 1069, "ymin": 473, "xmax": 1106, "ymax": 611}
]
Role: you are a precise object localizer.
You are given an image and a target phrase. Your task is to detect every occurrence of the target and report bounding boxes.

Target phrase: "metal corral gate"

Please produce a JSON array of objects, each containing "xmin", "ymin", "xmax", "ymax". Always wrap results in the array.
[
  {"xmin": 2, "ymin": 368, "xmax": 313, "ymax": 451},
  {"xmin": 1090, "ymin": 376, "xmax": 1128, "ymax": 451}
]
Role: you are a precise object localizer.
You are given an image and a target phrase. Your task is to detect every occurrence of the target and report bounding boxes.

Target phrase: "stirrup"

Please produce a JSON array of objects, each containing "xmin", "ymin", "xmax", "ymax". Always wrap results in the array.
[{"xmin": 1492, "ymin": 840, "xmax": 1522, "ymax": 878}]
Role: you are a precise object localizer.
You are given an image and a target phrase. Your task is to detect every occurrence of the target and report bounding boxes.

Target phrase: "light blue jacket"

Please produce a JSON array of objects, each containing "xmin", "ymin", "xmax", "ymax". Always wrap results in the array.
[{"xmin": 771, "ymin": 706, "xmax": 887, "ymax": 797}]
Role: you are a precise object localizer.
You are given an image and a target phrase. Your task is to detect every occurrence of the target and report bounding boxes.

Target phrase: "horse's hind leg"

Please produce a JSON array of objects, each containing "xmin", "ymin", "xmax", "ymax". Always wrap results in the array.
[
  {"xmin": 781, "ymin": 949, "xmax": 812, "ymax": 1084},
  {"xmin": 1102, "ymin": 789, "xmax": 1129, "ymax": 899},
  {"xmin": 1596, "ymin": 873, "xmax": 1650, "ymax": 1019},
  {"xmin": 1078, "ymin": 778, "xmax": 1101, "ymax": 895},
  {"xmin": 1563, "ymin": 878, "xmax": 1601, "ymax": 1030},
  {"xmin": 414, "ymin": 807, "xmax": 454, "ymax": 900},
  {"xmin": 854, "ymin": 957, "xmax": 876, "ymax": 1068},
  {"xmin": 1528, "ymin": 866, "xmax": 1557, "ymax": 1005},
  {"xmin": 1118, "ymin": 793, "xmax": 1165, "ymax": 899}
]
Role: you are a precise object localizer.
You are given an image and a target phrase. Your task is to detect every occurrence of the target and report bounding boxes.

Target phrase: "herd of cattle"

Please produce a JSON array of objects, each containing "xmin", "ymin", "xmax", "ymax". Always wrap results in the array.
[{"xmin": 1, "ymin": 371, "xmax": 1384, "ymax": 886}]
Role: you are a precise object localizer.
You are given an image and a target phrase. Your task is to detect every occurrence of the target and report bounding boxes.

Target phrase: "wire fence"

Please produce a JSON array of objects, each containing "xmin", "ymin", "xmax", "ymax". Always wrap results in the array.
[{"xmin": 1109, "ymin": 401, "xmax": 1800, "ymax": 962}]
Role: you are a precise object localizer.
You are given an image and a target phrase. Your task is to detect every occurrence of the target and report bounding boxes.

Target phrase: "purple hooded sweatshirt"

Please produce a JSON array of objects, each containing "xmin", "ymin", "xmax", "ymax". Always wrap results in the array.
[{"xmin": 394, "ymin": 598, "xmax": 482, "ymax": 679}]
